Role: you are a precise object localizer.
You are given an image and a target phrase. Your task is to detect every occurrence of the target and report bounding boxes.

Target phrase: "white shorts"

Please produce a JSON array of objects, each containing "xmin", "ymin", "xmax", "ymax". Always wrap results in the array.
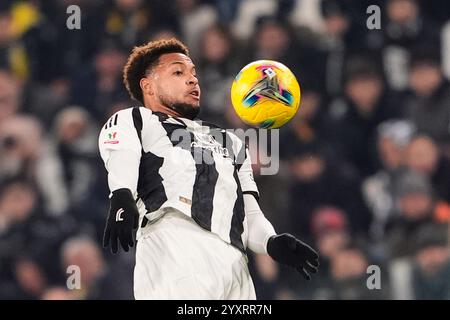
[{"xmin": 134, "ymin": 209, "xmax": 256, "ymax": 300}]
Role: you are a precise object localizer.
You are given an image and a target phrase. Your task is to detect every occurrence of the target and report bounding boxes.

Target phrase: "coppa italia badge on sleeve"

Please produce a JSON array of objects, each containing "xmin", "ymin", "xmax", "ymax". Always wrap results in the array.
[{"xmin": 104, "ymin": 132, "xmax": 119, "ymax": 144}]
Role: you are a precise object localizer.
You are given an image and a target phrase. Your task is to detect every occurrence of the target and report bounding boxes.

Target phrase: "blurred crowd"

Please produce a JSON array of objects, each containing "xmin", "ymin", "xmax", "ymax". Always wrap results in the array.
[{"xmin": 1, "ymin": 0, "xmax": 450, "ymax": 300}]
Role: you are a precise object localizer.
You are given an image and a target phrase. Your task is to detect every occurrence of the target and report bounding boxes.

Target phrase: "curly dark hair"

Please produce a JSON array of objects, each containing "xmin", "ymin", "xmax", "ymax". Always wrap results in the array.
[{"xmin": 123, "ymin": 38, "xmax": 189, "ymax": 104}]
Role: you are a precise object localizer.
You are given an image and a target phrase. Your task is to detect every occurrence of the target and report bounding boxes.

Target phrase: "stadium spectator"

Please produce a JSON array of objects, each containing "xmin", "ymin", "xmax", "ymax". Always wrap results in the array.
[
  {"xmin": 0, "ymin": 115, "xmax": 43, "ymax": 182},
  {"xmin": 49, "ymin": 107, "xmax": 109, "ymax": 240},
  {"xmin": 60, "ymin": 236, "xmax": 105, "ymax": 299},
  {"xmin": 411, "ymin": 223, "xmax": 450, "ymax": 299},
  {"xmin": 70, "ymin": 38, "xmax": 129, "ymax": 123},
  {"xmin": 60, "ymin": 235, "xmax": 133, "ymax": 299},
  {"xmin": 41, "ymin": 287, "xmax": 76, "ymax": 300},
  {"xmin": 245, "ymin": 16, "xmax": 300, "ymax": 72},
  {"xmin": 250, "ymin": 253, "xmax": 281, "ymax": 300},
  {"xmin": 14, "ymin": 256, "xmax": 47, "ymax": 299},
  {"xmin": 378, "ymin": 0, "xmax": 440, "ymax": 90},
  {"xmin": 327, "ymin": 245, "xmax": 387, "ymax": 299},
  {"xmin": 231, "ymin": 0, "xmax": 277, "ymax": 40},
  {"xmin": 387, "ymin": 220, "xmax": 450, "ymax": 299},
  {"xmin": 175, "ymin": 0, "xmax": 217, "ymax": 59},
  {"xmin": 316, "ymin": 0, "xmax": 352, "ymax": 97},
  {"xmin": 249, "ymin": 140, "xmax": 290, "ymax": 233},
  {"xmin": 285, "ymin": 141, "xmax": 371, "ymax": 240},
  {"xmin": 385, "ymin": 169, "xmax": 440, "ymax": 259},
  {"xmin": 103, "ymin": 0, "xmax": 152, "ymax": 49},
  {"xmin": 404, "ymin": 49, "xmax": 450, "ymax": 148},
  {"xmin": 280, "ymin": 81, "xmax": 327, "ymax": 150},
  {"xmin": 311, "ymin": 206, "xmax": 351, "ymax": 271},
  {"xmin": 53, "ymin": 107, "xmax": 100, "ymax": 206},
  {"xmin": 324, "ymin": 57, "xmax": 399, "ymax": 176},
  {"xmin": 363, "ymin": 120, "xmax": 416, "ymax": 240},
  {"xmin": 0, "ymin": 179, "xmax": 77, "ymax": 299},
  {"xmin": 0, "ymin": 114, "xmax": 73, "ymax": 216},
  {"xmin": 404, "ymin": 135, "xmax": 450, "ymax": 203},
  {"xmin": 301, "ymin": 206, "xmax": 353, "ymax": 300},
  {"xmin": 196, "ymin": 24, "xmax": 240, "ymax": 126}
]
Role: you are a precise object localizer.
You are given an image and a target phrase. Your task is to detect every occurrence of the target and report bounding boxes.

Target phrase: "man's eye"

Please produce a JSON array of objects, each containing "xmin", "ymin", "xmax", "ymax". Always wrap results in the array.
[{"xmin": 174, "ymin": 71, "xmax": 183, "ymax": 75}]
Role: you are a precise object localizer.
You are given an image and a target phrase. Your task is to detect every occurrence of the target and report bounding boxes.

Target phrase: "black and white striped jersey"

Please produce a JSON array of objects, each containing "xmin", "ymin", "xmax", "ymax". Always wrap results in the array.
[{"xmin": 99, "ymin": 107, "xmax": 259, "ymax": 252}]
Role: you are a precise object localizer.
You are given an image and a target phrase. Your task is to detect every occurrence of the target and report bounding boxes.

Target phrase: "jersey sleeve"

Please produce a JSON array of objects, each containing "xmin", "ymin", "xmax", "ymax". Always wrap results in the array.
[
  {"xmin": 98, "ymin": 108, "xmax": 142, "ymax": 196},
  {"xmin": 244, "ymin": 193, "xmax": 276, "ymax": 254}
]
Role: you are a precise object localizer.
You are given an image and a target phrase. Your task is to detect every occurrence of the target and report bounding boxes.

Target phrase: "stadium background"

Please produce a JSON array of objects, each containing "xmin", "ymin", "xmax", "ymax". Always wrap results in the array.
[{"xmin": 1, "ymin": 0, "xmax": 450, "ymax": 300}]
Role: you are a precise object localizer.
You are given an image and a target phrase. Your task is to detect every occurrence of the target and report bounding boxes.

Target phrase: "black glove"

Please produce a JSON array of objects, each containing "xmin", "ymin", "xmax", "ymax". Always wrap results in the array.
[
  {"xmin": 267, "ymin": 233, "xmax": 319, "ymax": 280},
  {"xmin": 103, "ymin": 188, "xmax": 139, "ymax": 253}
]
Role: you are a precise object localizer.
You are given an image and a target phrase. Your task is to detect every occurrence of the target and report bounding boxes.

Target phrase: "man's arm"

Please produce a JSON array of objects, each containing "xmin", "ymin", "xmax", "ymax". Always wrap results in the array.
[
  {"xmin": 98, "ymin": 108, "xmax": 142, "ymax": 253},
  {"xmin": 237, "ymin": 145, "xmax": 319, "ymax": 280},
  {"xmin": 244, "ymin": 193, "xmax": 319, "ymax": 280},
  {"xmin": 244, "ymin": 193, "xmax": 276, "ymax": 254}
]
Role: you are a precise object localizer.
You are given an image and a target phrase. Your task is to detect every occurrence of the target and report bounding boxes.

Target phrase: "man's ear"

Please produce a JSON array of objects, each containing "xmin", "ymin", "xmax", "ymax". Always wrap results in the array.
[{"xmin": 140, "ymin": 77, "xmax": 154, "ymax": 96}]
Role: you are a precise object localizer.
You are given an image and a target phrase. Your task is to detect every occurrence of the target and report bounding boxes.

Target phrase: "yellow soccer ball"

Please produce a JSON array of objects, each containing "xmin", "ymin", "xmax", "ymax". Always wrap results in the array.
[{"xmin": 230, "ymin": 60, "xmax": 301, "ymax": 129}]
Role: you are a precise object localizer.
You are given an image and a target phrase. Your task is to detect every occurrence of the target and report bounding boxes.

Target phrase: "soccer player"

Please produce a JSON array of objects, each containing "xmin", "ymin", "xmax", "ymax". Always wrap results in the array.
[{"xmin": 99, "ymin": 38, "xmax": 319, "ymax": 299}]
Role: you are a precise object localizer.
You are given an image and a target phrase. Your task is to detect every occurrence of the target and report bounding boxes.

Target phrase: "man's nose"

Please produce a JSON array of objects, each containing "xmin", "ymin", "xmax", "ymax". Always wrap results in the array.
[{"xmin": 187, "ymin": 75, "xmax": 198, "ymax": 86}]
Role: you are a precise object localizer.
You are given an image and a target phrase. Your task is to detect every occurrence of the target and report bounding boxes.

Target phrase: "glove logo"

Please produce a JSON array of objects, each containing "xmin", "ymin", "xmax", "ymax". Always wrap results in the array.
[{"xmin": 116, "ymin": 208, "xmax": 124, "ymax": 222}]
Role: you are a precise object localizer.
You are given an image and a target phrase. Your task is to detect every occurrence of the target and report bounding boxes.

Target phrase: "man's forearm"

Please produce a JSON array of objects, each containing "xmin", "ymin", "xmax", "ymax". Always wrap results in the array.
[{"xmin": 244, "ymin": 194, "xmax": 276, "ymax": 254}]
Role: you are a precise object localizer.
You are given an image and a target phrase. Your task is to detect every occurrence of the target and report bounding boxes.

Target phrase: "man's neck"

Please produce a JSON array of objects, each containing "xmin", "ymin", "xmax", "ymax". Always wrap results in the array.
[{"xmin": 143, "ymin": 102, "xmax": 181, "ymax": 118}]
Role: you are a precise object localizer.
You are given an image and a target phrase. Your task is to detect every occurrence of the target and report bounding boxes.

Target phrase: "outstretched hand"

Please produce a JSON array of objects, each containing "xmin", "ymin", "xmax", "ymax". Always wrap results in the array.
[{"xmin": 267, "ymin": 233, "xmax": 319, "ymax": 280}]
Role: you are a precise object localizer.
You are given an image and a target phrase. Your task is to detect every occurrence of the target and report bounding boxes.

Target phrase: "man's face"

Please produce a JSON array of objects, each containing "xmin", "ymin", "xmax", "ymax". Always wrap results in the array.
[
  {"xmin": 331, "ymin": 249, "xmax": 368, "ymax": 281},
  {"xmin": 345, "ymin": 76, "xmax": 382, "ymax": 113},
  {"xmin": 290, "ymin": 154, "xmax": 325, "ymax": 182},
  {"xmin": 387, "ymin": 0, "xmax": 418, "ymax": 24},
  {"xmin": 257, "ymin": 23, "xmax": 289, "ymax": 59},
  {"xmin": 378, "ymin": 136, "xmax": 404, "ymax": 170},
  {"xmin": 409, "ymin": 64, "xmax": 442, "ymax": 97},
  {"xmin": 324, "ymin": 14, "xmax": 349, "ymax": 37},
  {"xmin": 399, "ymin": 193, "xmax": 433, "ymax": 220},
  {"xmin": 415, "ymin": 246, "xmax": 450, "ymax": 275},
  {"xmin": 148, "ymin": 53, "xmax": 201, "ymax": 118},
  {"xmin": 317, "ymin": 230, "xmax": 349, "ymax": 259},
  {"xmin": 405, "ymin": 137, "xmax": 439, "ymax": 175},
  {"xmin": 295, "ymin": 91, "xmax": 320, "ymax": 122}
]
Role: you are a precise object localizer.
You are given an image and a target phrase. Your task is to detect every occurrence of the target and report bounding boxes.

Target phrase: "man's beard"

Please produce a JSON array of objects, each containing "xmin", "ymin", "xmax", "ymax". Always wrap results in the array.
[
  {"xmin": 160, "ymin": 96, "xmax": 200, "ymax": 120},
  {"xmin": 171, "ymin": 102, "xmax": 200, "ymax": 120}
]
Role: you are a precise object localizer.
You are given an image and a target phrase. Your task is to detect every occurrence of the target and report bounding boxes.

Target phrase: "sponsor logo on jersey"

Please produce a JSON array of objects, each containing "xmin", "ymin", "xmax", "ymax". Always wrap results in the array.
[
  {"xmin": 104, "ymin": 131, "xmax": 119, "ymax": 144},
  {"xmin": 190, "ymin": 131, "xmax": 230, "ymax": 158}
]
